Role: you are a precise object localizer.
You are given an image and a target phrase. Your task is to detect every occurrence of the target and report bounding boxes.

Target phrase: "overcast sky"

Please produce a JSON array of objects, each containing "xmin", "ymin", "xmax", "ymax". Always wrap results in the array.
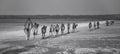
[{"xmin": 0, "ymin": 0, "xmax": 120, "ymax": 15}]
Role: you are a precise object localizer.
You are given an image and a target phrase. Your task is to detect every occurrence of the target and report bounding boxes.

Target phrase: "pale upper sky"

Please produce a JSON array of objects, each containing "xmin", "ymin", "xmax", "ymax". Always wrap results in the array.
[{"xmin": 0, "ymin": 0, "xmax": 120, "ymax": 15}]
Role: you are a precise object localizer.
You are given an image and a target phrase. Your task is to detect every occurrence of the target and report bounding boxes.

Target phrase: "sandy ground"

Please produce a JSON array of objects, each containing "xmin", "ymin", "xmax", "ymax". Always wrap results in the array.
[{"xmin": 0, "ymin": 20, "xmax": 120, "ymax": 54}]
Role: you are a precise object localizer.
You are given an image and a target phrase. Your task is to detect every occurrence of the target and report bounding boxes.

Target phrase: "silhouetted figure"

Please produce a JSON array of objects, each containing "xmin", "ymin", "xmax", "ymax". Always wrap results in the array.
[
  {"xmin": 41, "ymin": 25, "xmax": 47, "ymax": 39},
  {"xmin": 97, "ymin": 21, "xmax": 100, "ymax": 29},
  {"xmin": 75, "ymin": 23, "xmax": 78, "ymax": 29},
  {"xmin": 55, "ymin": 24, "xmax": 60, "ymax": 36},
  {"xmin": 33, "ymin": 22, "xmax": 39, "ymax": 39},
  {"xmin": 94, "ymin": 21, "xmax": 97, "ymax": 29},
  {"xmin": 61, "ymin": 23, "xmax": 65, "ymax": 35},
  {"xmin": 49, "ymin": 24, "xmax": 53, "ymax": 36},
  {"xmin": 53, "ymin": 25, "xmax": 56, "ymax": 36},
  {"xmin": 67, "ymin": 23, "xmax": 70, "ymax": 34},
  {"xmin": 106, "ymin": 20, "xmax": 109, "ymax": 26},
  {"xmin": 89, "ymin": 22, "xmax": 92, "ymax": 31},
  {"xmin": 112, "ymin": 21, "xmax": 114, "ymax": 24},
  {"xmin": 72, "ymin": 23, "xmax": 76, "ymax": 32},
  {"xmin": 24, "ymin": 18, "xmax": 33, "ymax": 40},
  {"xmin": 110, "ymin": 20, "xmax": 114, "ymax": 25}
]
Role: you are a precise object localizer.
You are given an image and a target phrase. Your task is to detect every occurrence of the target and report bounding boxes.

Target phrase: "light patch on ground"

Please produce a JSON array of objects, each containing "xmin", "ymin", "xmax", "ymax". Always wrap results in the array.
[{"xmin": 19, "ymin": 47, "xmax": 48, "ymax": 54}]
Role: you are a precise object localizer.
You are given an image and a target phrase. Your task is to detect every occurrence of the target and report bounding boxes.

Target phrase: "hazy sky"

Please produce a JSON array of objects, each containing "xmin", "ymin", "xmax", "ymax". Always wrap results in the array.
[{"xmin": 0, "ymin": 0, "xmax": 120, "ymax": 15}]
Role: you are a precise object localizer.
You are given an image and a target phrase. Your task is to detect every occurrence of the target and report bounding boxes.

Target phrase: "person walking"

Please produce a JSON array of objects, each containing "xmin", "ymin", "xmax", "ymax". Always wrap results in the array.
[
  {"xmin": 94, "ymin": 21, "xmax": 96, "ymax": 29},
  {"xmin": 33, "ymin": 22, "xmax": 39, "ymax": 39},
  {"xmin": 55, "ymin": 24, "xmax": 60, "ymax": 36},
  {"xmin": 41, "ymin": 25, "xmax": 47, "ymax": 39},
  {"xmin": 75, "ymin": 23, "xmax": 78, "ymax": 30},
  {"xmin": 89, "ymin": 22, "xmax": 92, "ymax": 31},
  {"xmin": 73, "ymin": 23, "xmax": 78, "ymax": 32},
  {"xmin": 106, "ymin": 20, "xmax": 109, "ymax": 26},
  {"xmin": 61, "ymin": 23, "xmax": 65, "ymax": 35},
  {"xmin": 24, "ymin": 18, "xmax": 33, "ymax": 40},
  {"xmin": 72, "ymin": 23, "xmax": 76, "ymax": 32},
  {"xmin": 67, "ymin": 23, "xmax": 70, "ymax": 34},
  {"xmin": 110, "ymin": 20, "xmax": 114, "ymax": 25},
  {"xmin": 53, "ymin": 25, "xmax": 56, "ymax": 36},
  {"xmin": 97, "ymin": 21, "xmax": 100, "ymax": 29},
  {"xmin": 49, "ymin": 24, "xmax": 53, "ymax": 36}
]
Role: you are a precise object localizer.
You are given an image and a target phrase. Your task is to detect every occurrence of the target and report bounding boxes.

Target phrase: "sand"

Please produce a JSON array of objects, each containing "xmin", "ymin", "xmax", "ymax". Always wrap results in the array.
[{"xmin": 0, "ymin": 20, "xmax": 120, "ymax": 54}]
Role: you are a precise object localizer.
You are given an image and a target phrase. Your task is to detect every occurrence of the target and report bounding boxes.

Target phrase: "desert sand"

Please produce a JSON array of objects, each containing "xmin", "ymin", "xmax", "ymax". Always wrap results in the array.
[{"xmin": 0, "ymin": 20, "xmax": 120, "ymax": 54}]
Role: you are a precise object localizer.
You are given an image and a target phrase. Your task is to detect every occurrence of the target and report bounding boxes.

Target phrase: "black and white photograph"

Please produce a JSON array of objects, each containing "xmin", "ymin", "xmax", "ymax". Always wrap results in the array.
[{"xmin": 0, "ymin": 0, "xmax": 120, "ymax": 54}]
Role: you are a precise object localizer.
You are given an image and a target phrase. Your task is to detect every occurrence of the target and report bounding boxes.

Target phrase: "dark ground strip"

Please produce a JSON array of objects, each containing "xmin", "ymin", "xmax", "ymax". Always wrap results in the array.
[
  {"xmin": 1, "ymin": 45, "xmax": 36, "ymax": 54},
  {"xmin": 2, "ymin": 45, "xmax": 63, "ymax": 54},
  {"xmin": 0, "ymin": 47, "xmax": 13, "ymax": 53}
]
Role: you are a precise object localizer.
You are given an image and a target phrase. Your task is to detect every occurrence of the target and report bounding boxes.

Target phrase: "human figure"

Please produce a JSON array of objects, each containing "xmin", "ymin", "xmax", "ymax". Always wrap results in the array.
[
  {"xmin": 53, "ymin": 25, "xmax": 56, "ymax": 36},
  {"xmin": 97, "ymin": 21, "xmax": 100, "ymax": 29},
  {"xmin": 88, "ymin": 22, "xmax": 92, "ymax": 31},
  {"xmin": 61, "ymin": 23, "xmax": 65, "ymax": 35},
  {"xmin": 55, "ymin": 24, "xmax": 60, "ymax": 36},
  {"xmin": 112, "ymin": 21, "xmax": 114, "ymax": 24},
  {"xmin": 110, "ymin": 21, "xmax": 112, "ymax": 25},
  {"xmin": 94, "ymin": 21, "xmax": 96, "ymax": 29},
  {"xmin": 110, "ymin": 20, "xmax": 114, "ymax": 25},
  {"xmin": 41, "ymin": 25, "xmax": 47, "ymax": 39},
  {"xmin": 67, "ymin": 23, "xmax": 70, "ymax": 34},
  {"xmin": 24, "ymin": 18, "xmax": 33, "ymax": 40},
  {"xmin": 72, "ymin": 23, "xmax": 77, "ymax": 32},
  {"xmin": 33, "ymin": 22, "xmax": 39, "ymax": 39},
  {"xmin": 75, "ymin": 23, "xmax": 78, "ymax": 29},
  {"xmin": 106, "ymin": 20, "xmax": 109, "ymax": 26},
  {"xmin": 72, "ymin": 23, "xmax": 75, "ymax": 32},
  {"xmin": 49, "ymin": 24, "xmax": 53, "ymax": 36}
]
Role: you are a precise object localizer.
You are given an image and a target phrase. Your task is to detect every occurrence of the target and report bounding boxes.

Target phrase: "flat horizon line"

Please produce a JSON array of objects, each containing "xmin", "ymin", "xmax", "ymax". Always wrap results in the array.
[{"xmin": 0, "ymin": 13, "xmax": 119, "ymax": 16}]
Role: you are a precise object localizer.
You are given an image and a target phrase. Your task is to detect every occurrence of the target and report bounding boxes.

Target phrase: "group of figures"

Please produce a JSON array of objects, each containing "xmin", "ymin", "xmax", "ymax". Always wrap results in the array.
[
  {"xmin": 88, "ymin": 20, "xmax": 115, "ymax": 31},
  {"xmin": 24, "ymin": 18, "xmax": 78, "ymax": 40},
  {"xmin": 88, "ymin": 21, "xmax": 100, "ymax": 31},
  {"xmin": 24, "ymin": 18, "xmax": 39, "ymax": 40},
  {"xmin": 106, "ymin": 20, "xmax": 115, "ymax": 26},
  {"xmin": 42, "ymin": 23, "xmax": 77, "ymax": 39},
  {"xmin": 24, "ymin": 18, "xmax": 114, "ymax": 40}
]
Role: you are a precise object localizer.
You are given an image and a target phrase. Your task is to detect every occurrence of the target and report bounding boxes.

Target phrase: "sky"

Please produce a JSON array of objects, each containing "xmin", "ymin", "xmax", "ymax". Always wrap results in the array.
[{"xmin": 0, "ymin": 0, "xmax": 120, "ymax": 15}]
